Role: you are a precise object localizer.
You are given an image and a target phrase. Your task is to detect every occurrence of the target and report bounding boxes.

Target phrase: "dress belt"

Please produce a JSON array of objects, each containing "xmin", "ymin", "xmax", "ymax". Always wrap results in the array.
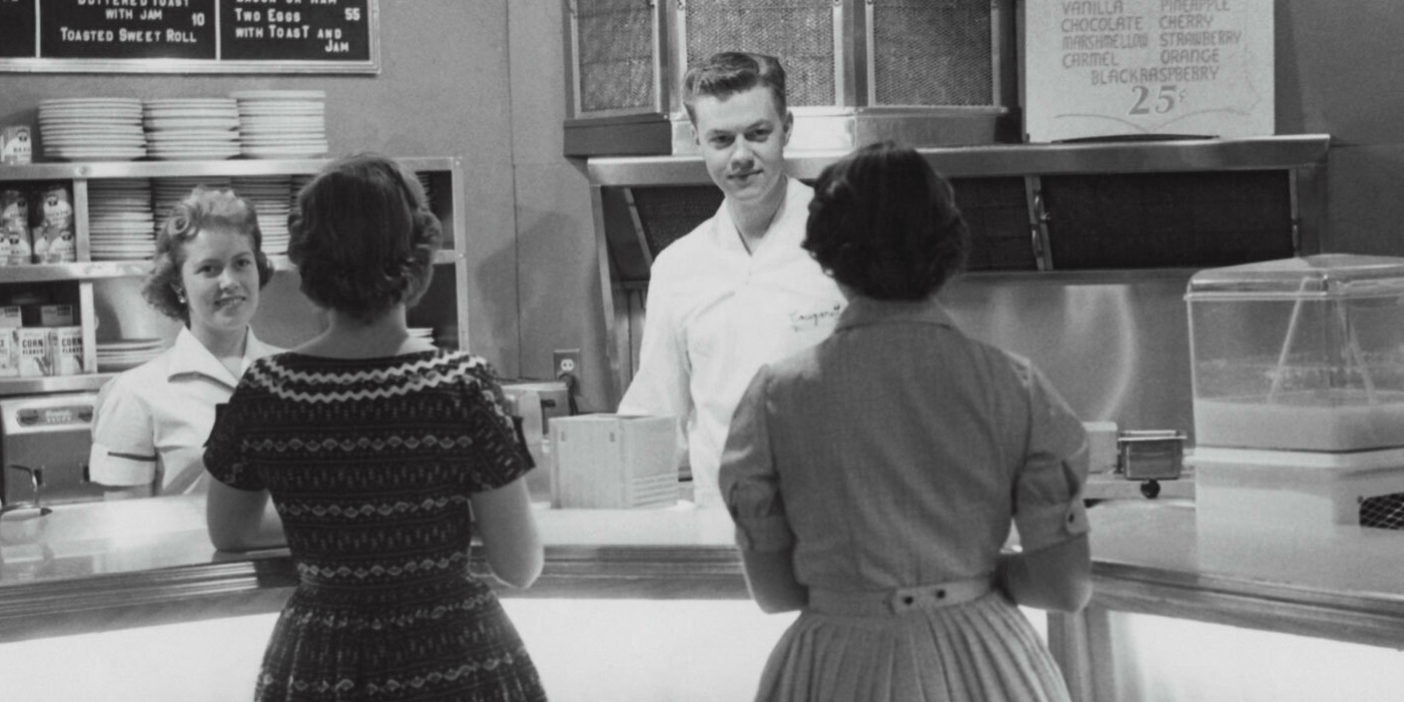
[{"xmin": 807, "ymin": 576, "xmax": 995, "ymax": 616}]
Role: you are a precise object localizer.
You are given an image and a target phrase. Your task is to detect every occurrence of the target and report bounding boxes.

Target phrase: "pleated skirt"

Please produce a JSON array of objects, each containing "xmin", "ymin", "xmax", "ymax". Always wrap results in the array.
[{"xmin": 753, "ymin": 591, "xmax": 1072, "ymax": 702}]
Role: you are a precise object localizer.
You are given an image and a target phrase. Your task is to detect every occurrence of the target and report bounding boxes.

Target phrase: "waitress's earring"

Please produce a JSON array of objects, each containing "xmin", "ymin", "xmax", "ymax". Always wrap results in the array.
[{"xmin": 173, "ymin": 287, "xmax": 186, "ymax": 304}]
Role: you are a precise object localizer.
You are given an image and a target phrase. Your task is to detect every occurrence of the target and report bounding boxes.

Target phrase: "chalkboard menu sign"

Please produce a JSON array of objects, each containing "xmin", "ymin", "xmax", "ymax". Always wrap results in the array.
[
  {"xmin": 1022, "ymin": 0, "xmax": 1273, "ymax": 142},
  {"xmin": 0, "ymin": 0, "xmax": 378, "ymax": 73}
]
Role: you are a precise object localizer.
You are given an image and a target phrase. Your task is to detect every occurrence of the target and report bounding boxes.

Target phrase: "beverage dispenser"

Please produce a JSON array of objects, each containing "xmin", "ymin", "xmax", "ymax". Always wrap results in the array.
[{"xmin": 1186, "ymin": 254, "xmax": 1404, "ymax": 531}]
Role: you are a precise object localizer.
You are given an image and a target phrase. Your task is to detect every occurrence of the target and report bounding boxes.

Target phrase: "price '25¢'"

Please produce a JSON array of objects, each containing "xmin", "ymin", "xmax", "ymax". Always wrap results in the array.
[{"xmin": 1129, "ymin": 84, "xmax": 1186, "ymax": 115}]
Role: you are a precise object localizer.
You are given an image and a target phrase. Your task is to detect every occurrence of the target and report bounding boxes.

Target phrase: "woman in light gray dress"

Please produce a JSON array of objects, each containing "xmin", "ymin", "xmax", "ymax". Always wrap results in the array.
[{"xmin": 719, "ymin": 141, "xmax": 1092, "ymax": 702}]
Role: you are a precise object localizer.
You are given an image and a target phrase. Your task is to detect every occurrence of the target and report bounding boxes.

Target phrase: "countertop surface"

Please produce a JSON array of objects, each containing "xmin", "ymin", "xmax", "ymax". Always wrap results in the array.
[
  {"xmin": 4, "ymin": 492, "xmax": 1402, "ymax": 600},
  {"xmin": 0, "ymin": 496, "xmax": 741, "ymax": 586}
]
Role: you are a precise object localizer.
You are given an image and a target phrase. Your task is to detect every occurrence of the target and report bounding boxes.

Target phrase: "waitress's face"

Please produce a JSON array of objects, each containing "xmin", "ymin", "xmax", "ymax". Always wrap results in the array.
[
  {"xmin": 692, "ymin": 85, "xmax": 792, "ymax": 207},
  {"xmin": 178, "ymin": 226, "xmax": 260, "ymax": 338}
]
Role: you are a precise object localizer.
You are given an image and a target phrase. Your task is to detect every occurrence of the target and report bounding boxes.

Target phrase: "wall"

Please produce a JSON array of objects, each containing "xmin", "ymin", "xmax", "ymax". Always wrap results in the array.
[
  {"xmin": 508, "ymin": 1, "xmax": 1404, "ymax": 412},
  {"xmin": 3, "ymin": 3, "xmax": 1397, "ymax": 408},
  {"xmin": 506, "ymin": 4, "xmax": 607, "ymax": 404},
  {"xmin": 0, "ymin": 2, "xmax": 524, "ymax": 376},
  {"xmin": 1276, "ymin": 1, "xmax": 1404, "ymax": 256}
]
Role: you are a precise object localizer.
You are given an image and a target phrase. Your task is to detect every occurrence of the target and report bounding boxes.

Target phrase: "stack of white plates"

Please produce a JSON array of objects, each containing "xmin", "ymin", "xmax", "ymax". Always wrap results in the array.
[
  {"xmin": 232, "ymin": 176, "xmax": 291, "ymax": 255},
  {"xmin": 409, "ymin": 327, "xmax": 436, "ymax": 347},
  {"xmin": 96, "ymin": 338, "xmax": 165, "ymax": 372},
  {"xmin": 231, "ymin": 90, "xmax": 329, "ymax": 159},
  {"xmin": 88, "ymin": 179, "xmax": 156, "ymax": 261},
  {"xmin": 417, "ymin": 173, "xmax": 434, "ymax": 210},
  {"xmin": 152, "ymin": 177, "xmax": 233, "ymax": 234},
  {"xmin": 38, "ymin": 98, "xmax": 146, "ymax": 162},
  {"xmin": 143, "ymin": 98, "xmax": 240, "ymax": 161},
  {"xmin": 289, "ymin": 173, "xmax": 316, "ymax": 209}
]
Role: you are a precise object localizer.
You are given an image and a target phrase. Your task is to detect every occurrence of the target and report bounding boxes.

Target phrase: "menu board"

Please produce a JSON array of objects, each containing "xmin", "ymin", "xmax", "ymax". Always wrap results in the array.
[
  {"xmin": 1022, "ymin": 0, "xmax": 1272, "ymax": 142},
  {"xmin": 0, "ymin": 0, "xmax": 378, "ymax": 73}
]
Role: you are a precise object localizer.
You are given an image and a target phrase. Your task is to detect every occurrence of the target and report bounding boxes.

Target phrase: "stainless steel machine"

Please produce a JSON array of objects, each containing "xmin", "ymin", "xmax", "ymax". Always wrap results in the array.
[
  {"xmin": 500, "ymin": 380, "xmax": 572, "ymax": 503},
  {"xmin": 0, "ymin": 392, "xmax": 103, "ymax": 514}
]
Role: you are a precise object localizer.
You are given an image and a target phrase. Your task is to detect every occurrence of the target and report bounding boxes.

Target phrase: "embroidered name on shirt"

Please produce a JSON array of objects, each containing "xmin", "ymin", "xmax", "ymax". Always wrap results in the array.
[{"xmin": 789, "ymin": 304, "xmax": 842, "ymax": 331}]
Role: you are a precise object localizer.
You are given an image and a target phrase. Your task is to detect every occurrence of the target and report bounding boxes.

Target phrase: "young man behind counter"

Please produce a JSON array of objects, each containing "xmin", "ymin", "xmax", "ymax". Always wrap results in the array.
[{"xmin": 617, "ymin": 51, "xmax": 846, "ymax": 508}]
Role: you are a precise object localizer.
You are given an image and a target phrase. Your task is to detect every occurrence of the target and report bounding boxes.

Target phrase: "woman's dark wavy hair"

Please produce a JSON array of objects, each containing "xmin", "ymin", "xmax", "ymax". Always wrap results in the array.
[
  {"xmin": 142, "ymin": 186, "xmax": 274, "ymax": 324},
  {"xmin": 288, "ymin": 153, "xmax": 443, "ymax": 322},
  {"xmin": 803, "ymin": 141, "xmax": 969, "ymax": 300}
]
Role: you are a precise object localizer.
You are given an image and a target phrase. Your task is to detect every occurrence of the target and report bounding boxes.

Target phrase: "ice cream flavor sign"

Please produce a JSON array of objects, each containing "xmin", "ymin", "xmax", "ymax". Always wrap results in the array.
[{"xmin": 1022, "ymin": 0, "xmax": 1273, "ymax": 142}]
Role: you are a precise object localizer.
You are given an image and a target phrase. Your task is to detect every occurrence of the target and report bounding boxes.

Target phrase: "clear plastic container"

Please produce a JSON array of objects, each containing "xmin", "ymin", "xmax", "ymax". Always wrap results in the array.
[{"xmin": 1186, "ymin": 254, "xmax": 1404, "ymax": 451}]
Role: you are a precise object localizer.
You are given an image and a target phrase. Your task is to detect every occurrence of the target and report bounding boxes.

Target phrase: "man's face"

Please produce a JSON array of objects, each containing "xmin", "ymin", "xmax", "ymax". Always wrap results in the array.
[{"xmin": 691, "ymin": 86, "xmax": 792, "ymax": 207}]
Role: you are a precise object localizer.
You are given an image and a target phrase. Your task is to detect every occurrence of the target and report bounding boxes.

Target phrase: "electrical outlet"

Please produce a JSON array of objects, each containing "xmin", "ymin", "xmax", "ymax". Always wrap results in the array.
[{"xmin": 553, "ymin": 348, "xmax": 582, "ymax": 381}]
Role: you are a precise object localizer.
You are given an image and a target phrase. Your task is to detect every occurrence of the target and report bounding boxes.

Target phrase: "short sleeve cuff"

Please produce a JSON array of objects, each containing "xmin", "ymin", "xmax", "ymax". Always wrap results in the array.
[
  {"xmin": 88, "ymin": 446, "xmax": 156, "ymax": 487},
  {"xmin": 1015, "ymin": 493, "xmax": 1090, "ymax": 554},
  {"xmin": 733, "ymin": 514, "xmax": 796, "ymax": 552}
]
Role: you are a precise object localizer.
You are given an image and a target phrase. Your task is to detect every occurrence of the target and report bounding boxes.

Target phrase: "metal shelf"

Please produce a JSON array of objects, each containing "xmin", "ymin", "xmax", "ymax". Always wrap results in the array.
[
  {"xmin": 0, "ymin": 373, "xmax": 116, "ymax": 397},
  {"xmin": 0, "ymin": 250, "xmax": 461, "ymax": 284},
  {"xmin": 0, "ymin": 156, "xmax": 461, "ymax": 182},
  {"xmin": 586, "ymin": 134, "xmax": 1333, "ymax": 186}
]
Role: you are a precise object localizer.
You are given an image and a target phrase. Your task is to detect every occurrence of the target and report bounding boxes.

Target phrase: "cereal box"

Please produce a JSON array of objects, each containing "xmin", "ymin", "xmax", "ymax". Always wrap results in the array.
[
  {"xmin": 0, "ymin": 306, "xmax": 21, "ymax": 329},
  {"xmin": 0, "ymin": 329, "xmax": 18, "ymax": 378},
  {"xmin": 47, "ymin": 326, "xmax": 83, "ymax": 376},
  {"xmin": 16, "ymin": 327, "xmax": 50, "ymax": 377},
  {"xmin": 26, "ymin": 304, "xmax": 75, "ymax": 327}
]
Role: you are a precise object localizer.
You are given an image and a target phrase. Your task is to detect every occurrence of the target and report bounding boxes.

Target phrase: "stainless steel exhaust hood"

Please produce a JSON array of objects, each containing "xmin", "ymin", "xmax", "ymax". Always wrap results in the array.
[{"xmin": 584, "ymin": 135, "xmax": 1333, "ymax": 439}]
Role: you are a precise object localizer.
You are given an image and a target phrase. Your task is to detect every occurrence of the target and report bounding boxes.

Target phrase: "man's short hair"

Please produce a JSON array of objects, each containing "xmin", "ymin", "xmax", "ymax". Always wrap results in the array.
[{"xmin": 682, "ymin": 51, "xmax": 788, "ymax": 123}]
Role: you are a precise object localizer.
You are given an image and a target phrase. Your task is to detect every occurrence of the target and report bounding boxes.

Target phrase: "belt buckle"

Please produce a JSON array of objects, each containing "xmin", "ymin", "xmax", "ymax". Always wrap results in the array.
[{"xmin": 885, "ymin": 585, "xmax": 950, "ymax": 613}]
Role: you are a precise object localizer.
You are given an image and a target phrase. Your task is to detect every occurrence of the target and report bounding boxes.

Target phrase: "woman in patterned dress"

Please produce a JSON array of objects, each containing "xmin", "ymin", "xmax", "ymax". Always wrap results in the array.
[
  {"xmin": 719, "ymin": 142, "xmax": 1093, "ymax": 702},
  {"xmin": 204, "ymin": 153, "xmax": 548, "ymax": 701}
]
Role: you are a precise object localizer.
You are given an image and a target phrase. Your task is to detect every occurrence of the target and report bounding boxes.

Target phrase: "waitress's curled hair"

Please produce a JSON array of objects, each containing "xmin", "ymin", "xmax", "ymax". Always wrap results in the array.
[
  {"xmin": 288, "ymin": 153, "xmax": 443, "ymax": 321},
  {"xmin": 803, "ymin": 141, "xmax": 969, "ymax": 301}
]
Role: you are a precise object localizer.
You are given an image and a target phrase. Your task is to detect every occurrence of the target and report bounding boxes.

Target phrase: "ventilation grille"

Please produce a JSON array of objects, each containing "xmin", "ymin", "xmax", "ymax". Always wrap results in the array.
[
  {"xmin": 685, "ymin": 0, "xmax": 835, "ymax": 107},
  {"xmin": 871, "ymin": 0, "xmax": 993, "ymax": 106},
  {"xmin": 1360, "ymin": 492, "xmax": 1404, "ymax": 530},
  {"xmin": 953, "ymin": 177, "xmax": 1033, "ymax": 271},
  {"xmin": 632, "ymin": 186, "xmax": 726, "ymax": 259},
  {"xmin": 576, "ymin": 0, "xmax": 657, "ymax": 114},
  {"xmin": 1042, "ymin": 171, "xmax": 1294, "ymax": 270}
]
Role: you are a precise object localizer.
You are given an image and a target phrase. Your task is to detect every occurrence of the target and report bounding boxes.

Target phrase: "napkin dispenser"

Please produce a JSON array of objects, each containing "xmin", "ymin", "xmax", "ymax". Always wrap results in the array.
[{"xmin": 550, "ymin": 414, "xmax": 679, "ymax": 509}]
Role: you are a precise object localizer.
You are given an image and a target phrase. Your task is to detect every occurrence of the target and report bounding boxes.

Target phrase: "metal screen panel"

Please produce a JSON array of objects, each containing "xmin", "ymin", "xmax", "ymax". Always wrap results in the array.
[
  {"xmin": 951, "ymin": 176, "xmax": 1033, "ymax": 271},
  {"xmin": 577, "ymin": 0, "xmax": 657, "ymax": 114},
  {"xmin": 1043, "ymin": 171, "xmax": 1294, "ymax": 270},
  {"xmin": 684, "ymin": 0, "xmax": 835, "ymax": 107},
  {"xmin": 1361, "ymin": 492, "xmax": 1404, "ymax": 530},
  {"xmin": 871, "ymin": 0, "xmax": 993, "ymax": 106},
  {"xmin": 631, "ymin": 186, "xmax": 725, "ymax": 258}
]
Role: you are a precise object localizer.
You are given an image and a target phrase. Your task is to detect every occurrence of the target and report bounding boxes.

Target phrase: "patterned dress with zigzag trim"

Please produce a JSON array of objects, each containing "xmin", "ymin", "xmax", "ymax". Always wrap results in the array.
[{"xmin": 205, "ymin": 349, "xmax": 547, "ymax": 702}]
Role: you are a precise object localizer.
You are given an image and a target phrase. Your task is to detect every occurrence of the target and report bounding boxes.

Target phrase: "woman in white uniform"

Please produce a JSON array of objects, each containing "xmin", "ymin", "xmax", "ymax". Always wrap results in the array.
[{"xmin": 89, "ymin": 187, "xmax": 280, "ymax": 496}]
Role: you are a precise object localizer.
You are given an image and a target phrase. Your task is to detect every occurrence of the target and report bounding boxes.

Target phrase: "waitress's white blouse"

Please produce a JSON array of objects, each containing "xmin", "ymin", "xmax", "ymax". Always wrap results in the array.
[{"xmin": 89, "ymin": 327, "xmax": 280, "ymax": 495}]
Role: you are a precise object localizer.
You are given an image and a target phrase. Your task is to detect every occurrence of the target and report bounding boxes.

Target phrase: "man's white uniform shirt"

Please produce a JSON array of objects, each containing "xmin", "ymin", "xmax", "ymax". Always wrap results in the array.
[
  {"xmin": 89, "ymin": 326, "xmax": 280, "ymax": 495},
  {"xmin": 619, "ymin": 177, "xmax": 846, "ymax": 507}
]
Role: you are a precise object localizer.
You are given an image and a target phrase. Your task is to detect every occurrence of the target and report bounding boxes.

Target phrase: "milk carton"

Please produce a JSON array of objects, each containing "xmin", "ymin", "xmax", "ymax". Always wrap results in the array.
[
  {"xmin": 5, "ymin": 225, "xmax": 31, "ymax": 265},
  {"xmin": 34, "ymin": 186, "xmax": 75, "ymax": 264}
]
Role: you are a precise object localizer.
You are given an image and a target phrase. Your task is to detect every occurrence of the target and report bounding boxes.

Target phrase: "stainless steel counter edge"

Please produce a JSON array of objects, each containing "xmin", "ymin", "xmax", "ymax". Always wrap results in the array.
[
  {"xmin": 5, "ymin": 497, "xmax": 1404, "ymax": 652},
  {"xmin": 0, "ymin": 544, "xmax": 747, "ymax": 644}
]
